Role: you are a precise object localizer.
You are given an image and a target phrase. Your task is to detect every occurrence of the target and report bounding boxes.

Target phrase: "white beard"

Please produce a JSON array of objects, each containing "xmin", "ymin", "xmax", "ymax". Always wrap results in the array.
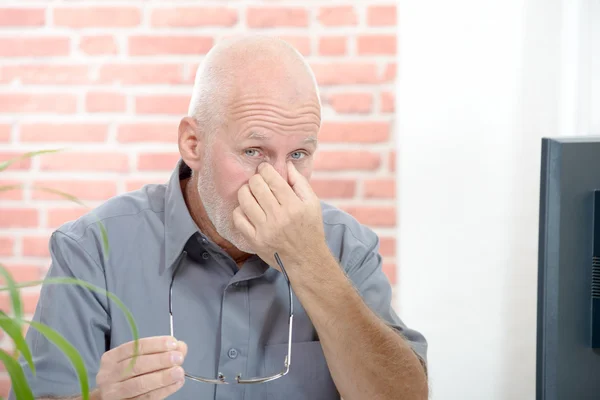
[{"xmin": 196, "ymin": 154, "xmax": 256, "ymax": 254}]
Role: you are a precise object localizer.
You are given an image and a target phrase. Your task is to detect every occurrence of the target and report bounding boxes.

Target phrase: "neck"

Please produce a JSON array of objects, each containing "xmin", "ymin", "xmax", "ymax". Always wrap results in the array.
[{"xmin": 181, "ymin": 176, "xmax": 251, "ymax": 267}]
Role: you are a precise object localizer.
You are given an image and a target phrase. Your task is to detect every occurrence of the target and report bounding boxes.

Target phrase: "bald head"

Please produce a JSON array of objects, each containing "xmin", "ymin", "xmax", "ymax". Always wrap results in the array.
[{"xmin": 187, "ymin": 35, "xmax": 321, "ymax": 137}]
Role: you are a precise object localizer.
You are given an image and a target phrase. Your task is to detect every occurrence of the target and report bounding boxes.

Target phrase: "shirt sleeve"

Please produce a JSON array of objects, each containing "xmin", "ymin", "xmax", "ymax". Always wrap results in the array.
[
  {"xmin": 9, "ymin": 230, "xmax": 110, "ymax": 399},
  {"xmin": 345, "ymin": 227, "xmax": 428, "ymax": 372}
]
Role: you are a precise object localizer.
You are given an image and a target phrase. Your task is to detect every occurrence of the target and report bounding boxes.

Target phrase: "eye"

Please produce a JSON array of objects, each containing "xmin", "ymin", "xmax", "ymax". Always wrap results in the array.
[
  {"xmin": 290, "ymin": 151, "xmax": 307, "ymax": 160},
  {"xmin": 244, "ymin": 149, "xmax": 261, "ymax": 157}
]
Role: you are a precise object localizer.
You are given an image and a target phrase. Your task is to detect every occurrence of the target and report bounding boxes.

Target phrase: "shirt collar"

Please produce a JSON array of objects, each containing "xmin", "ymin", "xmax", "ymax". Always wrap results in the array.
[{"xmin": 163, "ymin": 158, "xmax": 200, "ymax": 273}]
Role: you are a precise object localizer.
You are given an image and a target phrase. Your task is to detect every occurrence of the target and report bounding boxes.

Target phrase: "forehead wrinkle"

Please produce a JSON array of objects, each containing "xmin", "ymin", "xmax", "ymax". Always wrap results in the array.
[{"xmin": 246, "ymin": 131, "xmax": 318, "ymax": 144}]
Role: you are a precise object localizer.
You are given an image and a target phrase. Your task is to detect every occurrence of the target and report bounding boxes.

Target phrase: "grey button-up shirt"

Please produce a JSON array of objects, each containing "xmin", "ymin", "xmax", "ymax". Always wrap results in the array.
[{"xmin": 12, "ymin": 159, "xmax": 427, "ymax": 400}]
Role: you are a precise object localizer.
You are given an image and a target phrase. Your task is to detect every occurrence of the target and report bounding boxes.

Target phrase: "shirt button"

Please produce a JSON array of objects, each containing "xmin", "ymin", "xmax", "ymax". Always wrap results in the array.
[
  {"xmin": 202, "ymin": 252, "xmax": 209, "ymax": 260},
  {"xmin": 201, "ymin": 237, "xmax": 208, "ymax": 245},
  {"xmin": 227, "ymin": 348, "xmax": 239, "ymax": 359}
]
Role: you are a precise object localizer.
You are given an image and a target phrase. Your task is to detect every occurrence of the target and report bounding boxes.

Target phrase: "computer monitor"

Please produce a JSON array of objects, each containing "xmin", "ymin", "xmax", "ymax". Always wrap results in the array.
[{"xmin": 537, "ymin": 136, "xmax": 600, "ymax": 400}]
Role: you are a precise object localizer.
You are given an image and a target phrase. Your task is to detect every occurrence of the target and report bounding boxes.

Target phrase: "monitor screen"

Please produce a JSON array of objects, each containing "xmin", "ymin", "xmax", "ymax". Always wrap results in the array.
[{"xmin": 537, "ymin": 136, "xmax": 600, "ymax": 400}]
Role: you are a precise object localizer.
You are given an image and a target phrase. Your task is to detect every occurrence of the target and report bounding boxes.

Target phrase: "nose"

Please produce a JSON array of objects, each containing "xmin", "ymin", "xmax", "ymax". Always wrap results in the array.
[{"xmin": 265, "ymin": 160, "xmax": 288, "ymax": 182}]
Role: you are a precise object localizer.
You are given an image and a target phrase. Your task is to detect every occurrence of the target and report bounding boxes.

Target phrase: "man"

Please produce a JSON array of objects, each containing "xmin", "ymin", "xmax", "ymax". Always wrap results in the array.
[{"xmin": 10, "ymin": 36, "xmax": 428, "ymax": 400}]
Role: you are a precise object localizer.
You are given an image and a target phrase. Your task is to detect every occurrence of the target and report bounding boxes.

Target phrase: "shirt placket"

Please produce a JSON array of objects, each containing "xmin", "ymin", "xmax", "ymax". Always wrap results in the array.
[{"xmin": 215, "ymin": 279, "xmax": 250, "ymax": 400}]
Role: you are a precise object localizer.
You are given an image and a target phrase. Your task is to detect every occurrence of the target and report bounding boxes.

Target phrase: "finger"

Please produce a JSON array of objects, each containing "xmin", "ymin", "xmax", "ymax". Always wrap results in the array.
[
  {"xmin": 177, "ymin": 340, "xmax": 188, "ymax": 358},
  {"xmin": 105, "ymin": 336, "xmax": 178, "ymax": 364},
  {"xmin": 132, "ymin": 379, "xmax": 185, "ymax": 400},
  {"xmin": 257, "ymin": 162, "xmax": 297, "ymax": 205},
  {"xmin": 232, "ymin": 206, "xmax": 256, "ymax": 240},
  {"xmin": 286, "ymin": 161, "xmax": 314, "ymax": 202},
  {"xmin": 248, "ymin": 173, "xmax": 280, "ymax": 214},
  {"xmin": 107, "ymin": 350, "xmax": 185, "ymax": 383},
  {"xmin": 115, "ymin": 366, "xmax": 184, "ymax": 399},
  {"xmin": 237, "ymin": 184, "xmax": 266, "ymax": 225}
]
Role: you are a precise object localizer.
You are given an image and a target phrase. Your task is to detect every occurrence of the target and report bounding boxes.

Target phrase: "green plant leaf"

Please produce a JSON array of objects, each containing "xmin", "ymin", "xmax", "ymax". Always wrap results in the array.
[
  {"xmin": 0, "ymin": 348, "xmax": 34, "ymax": 400},
  {"xmin": 31, "ymin": 186, "xmax": 86, "ymax": 207},
  {"xmin": 98, "ymin": 221, "xmax": 110, "ymax": 261},
  {"xmin": 0, "ymin": 312, "xmax": 35, "ymax": 376},
  {"xmin": 0, "ymin": 278, "xmax": 139, "ymax": 373},
  {"xmin": 0, "ymin": 184, "xmax": 22, "ymax": 193},
  {"xmin": 25, "ymin": 320, "xmax": 89, "ymax": 400},
  {"xmin": 0, "ymin": 149, "xmax": 64, "ymax": 172},
  {"xmin": 0, "ymin": 264, "xmax": 23, "ymax": 323}
]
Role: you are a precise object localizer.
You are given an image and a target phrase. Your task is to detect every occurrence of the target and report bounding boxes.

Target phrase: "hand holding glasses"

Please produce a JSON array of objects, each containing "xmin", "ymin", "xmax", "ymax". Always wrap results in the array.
[{"xmin": 169, "ymin": 251, "xmax": 293, "ymax": 384}]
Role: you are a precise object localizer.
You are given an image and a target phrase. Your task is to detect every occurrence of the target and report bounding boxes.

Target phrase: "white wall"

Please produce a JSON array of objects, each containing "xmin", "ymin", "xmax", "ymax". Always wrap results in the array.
[{"xmin": 394, "ymin": 0, "xmax": 598, "ymax": 399}]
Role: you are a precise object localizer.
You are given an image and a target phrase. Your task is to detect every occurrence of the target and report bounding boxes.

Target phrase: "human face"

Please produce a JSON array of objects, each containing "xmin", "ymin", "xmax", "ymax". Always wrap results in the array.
[{"xmin": 196, "ymin": 98, "xmax": 321, "ymax": 254}]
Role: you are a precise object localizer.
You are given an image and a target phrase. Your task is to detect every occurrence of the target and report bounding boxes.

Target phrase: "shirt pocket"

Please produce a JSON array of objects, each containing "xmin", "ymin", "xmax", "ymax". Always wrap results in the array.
[{"xmin": 262, "ymin": 340, "xmax": 340, "ymax": 400}]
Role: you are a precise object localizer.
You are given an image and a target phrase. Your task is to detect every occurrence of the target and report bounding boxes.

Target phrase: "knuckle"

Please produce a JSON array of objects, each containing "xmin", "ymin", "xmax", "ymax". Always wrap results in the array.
[
  {"xmin": 100, "ymin": 351, "xmax": 111, "ymax": 366},
  {"xmin": 249, "ymin": 175, "xmax": 261, "ymax": 186},
  {"xmin": 134, "ymin": 375, "xmax": 151, "ymax": 394}
]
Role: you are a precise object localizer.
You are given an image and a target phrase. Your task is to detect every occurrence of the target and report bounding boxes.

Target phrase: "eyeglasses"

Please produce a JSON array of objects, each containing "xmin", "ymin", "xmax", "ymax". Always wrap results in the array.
[{"xmin": 169, "ymin": 250, "xmax": 294, "ymax": 384}]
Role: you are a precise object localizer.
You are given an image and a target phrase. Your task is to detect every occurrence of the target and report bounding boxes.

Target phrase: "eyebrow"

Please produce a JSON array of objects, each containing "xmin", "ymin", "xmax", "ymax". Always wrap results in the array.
[{"xmin": 246, "ymin": 131, "xmax": 318, "ymax": 145}]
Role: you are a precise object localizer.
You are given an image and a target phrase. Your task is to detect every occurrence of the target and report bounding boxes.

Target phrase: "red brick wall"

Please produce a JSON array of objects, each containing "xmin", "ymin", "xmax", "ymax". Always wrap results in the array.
[{"xmin": 0, "ymin": 2, "xmax": 397, "ymax": 394}]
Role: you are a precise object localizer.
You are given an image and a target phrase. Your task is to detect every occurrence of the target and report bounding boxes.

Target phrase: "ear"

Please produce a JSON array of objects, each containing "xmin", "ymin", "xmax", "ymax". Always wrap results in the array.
[{"xmin": 178, "ymin": 117, "xmax": 204, "ymax": 171}]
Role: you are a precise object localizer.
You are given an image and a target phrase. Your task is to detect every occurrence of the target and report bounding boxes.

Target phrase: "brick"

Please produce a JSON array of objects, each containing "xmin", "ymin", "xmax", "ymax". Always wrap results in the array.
[
  {"xmin": 20, "ymin": 124, "xmax": 107, "ymax": 143},
  {"xmin": 137, "ymin": 153, "xmax": 180, "ymax": 172},
  {"xmin": 247, "ymin": 8, "xmax": 308, "ymax": 28},
  {"xmin": 98, "ymin": 64, "xmax": 184, "ymax": 85},
  {"xmin": 310, "ymin": 179, "xmax": 356, "ymax": 199},
  {"xmin": 367, "ymin": 6, "xmax": 397, "ymax": 26},
  {"xmin": 22, "ymin": 236, "xmax": 50, "ymax": 257},
  {"xmin": 0, "ymin": 208, "xmax": 39, "ymax": 228},
  {"xmin": 0, "ymin": 292, "xmax": 40, "ymax": 314},
  {"xmin": 364, "ymin": 179, "xmax": 395, "ymax": 199},
  {"xmin": 32, "ymin": 180, "xmax": 117, "ymax": 201},
  {"xmin": 381, "ymin": 92, "xmax": 395, "ymax": 113},
  {"xmin": 0, "ymin": 180, "xmax": 22, "ymax": 200},
  {"xmin": 0, "ymin": 264, "xmax": 42, "ymax": 283},
  {"xmin": 326, "ymin": 93, "xmax": 372, "ymax": 114},
  {"xmin": 0, "ymin": 8, "xmax": 45, "ymax": 26},
  {"xmin": 342, "ymin": 206, "xmax": 396, "ymax": 227},
  {"xmin": 0, "ymin": 377, "xmax": 9, "ymax": 398},
  {"xmin": 117, "ymin": 123, "xmax": 177, "ymax": 143},
  {"xmin": 53, "ymin": 7, "xmax": 141, "ymax": 28},
  {"xmin": 319, "ymin": 122, "xmax": 389, "ymax": 143},
  {"xmin": 80, "ymin": 36, "xmax": 118, "ymax": 55},
  {"xmin": 126, "ymin": 179, "xmax": 161, "ymax": 192},
  {"xmin": 389, "ymin": 151, "xmax": 396, "ymax": 172},
  {"xmin": 0, "ymin": 237, "xmax": 15, "ymax": 256},
  {"xmin": 40, "ymin": 153, "xmax": 129, "ymax": 172},
  {"xmin": 0, "ymin": 124, "xmax": 10, "ymax": 142},
  {"xmin": 0, "ymin": 37, "xmax": 69, "ymax": 57},
  {"xmin": 318, "ymin": 6, "xmax": 356, "ymax": 26},
  {"xmin": 277, "ymin": 36, "xmax": 310, "ymax": 56},
  {"xmin": 379, "ymin": 237, "xmax": 395, "ymax": 256},
  {"xmin": 318, "ymin": 37, "xmax": 346, "ymax": 56},
  {"xmin": 85, "ymin": 92, "xmax": 126, "ymax": 113},
  {"xmin": 382, "ymin": 63, "xmax": 396, "ymax": 83},
  {"xmin": 382, "ymin": 263, "xmax": 397, "ymax": 284},
  {"xmin": 314, "ymin": 151, "xmax": 380, "ymax": 171},
  {"xmin": 151, "ymin": 7, "xmax": 238, "ymax": 27},
  {"xmin": 310, "ymin": 63, "xmax": 378, "ymax": 86},
  {"xmin": 129, "ymin": 36, "xmax": 213, "ymax": 56},
  {"xmin": 135, "ymin": 95, "xmax": 190, "ymax": 115},
  {"xmin": 47, "ymin": 208, "xmax": 88, "ymax": 229},
  {"xmin": 0, "ymin": 152, "xmax": 31, "ymax": 171},
  {"xmin": 0, "ymin": 65, "xmax": 89, "ymax": 85},
  {"xmin": 0, "ymin": 94, "xmax": 77, "ymax": 114},
  {"xmin": 358, "ymin": 35, "xmax": 396, "ymax": 55}
]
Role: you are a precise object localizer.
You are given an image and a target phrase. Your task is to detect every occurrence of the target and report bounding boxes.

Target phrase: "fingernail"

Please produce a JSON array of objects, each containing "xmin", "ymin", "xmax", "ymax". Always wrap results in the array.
[
  {"xmin": 167, "ymin": 338, "xmax": 177, "ymax": 350},
  {"xmin": 172, "ymin": 366, "xmax": 184, "ymax": 380},
  {"xmin": 171, "ymin": 351, "xmax": 183, "ymax": 365}
]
